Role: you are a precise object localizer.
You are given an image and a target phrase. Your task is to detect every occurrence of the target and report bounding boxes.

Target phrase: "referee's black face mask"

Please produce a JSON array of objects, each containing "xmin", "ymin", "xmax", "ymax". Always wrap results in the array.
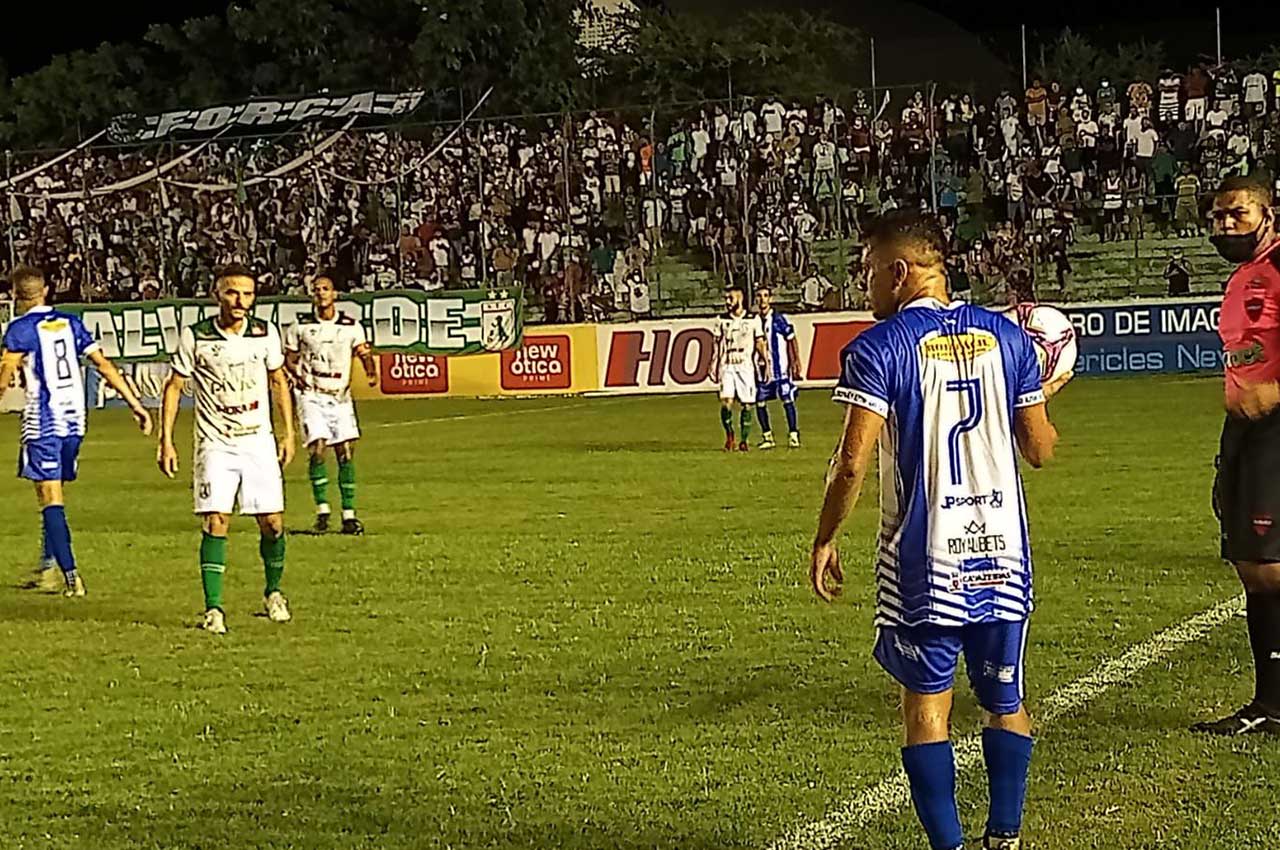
[{"xmin": 1211, "ymin": 209, "xmax": 1274, "ymax": 264}]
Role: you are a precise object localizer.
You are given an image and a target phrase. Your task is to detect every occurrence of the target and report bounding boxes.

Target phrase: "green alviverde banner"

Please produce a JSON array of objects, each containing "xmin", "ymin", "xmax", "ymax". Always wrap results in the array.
[{"xmin": 52, "ymin": 289, "xmax": 524, "ymax": 363}]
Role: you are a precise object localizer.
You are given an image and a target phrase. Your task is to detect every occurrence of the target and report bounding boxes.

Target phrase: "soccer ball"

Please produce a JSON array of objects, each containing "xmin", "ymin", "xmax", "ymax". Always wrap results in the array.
[{"xmin": 998, "ymin": 303, "xmax": 1078, "ymax": 384}]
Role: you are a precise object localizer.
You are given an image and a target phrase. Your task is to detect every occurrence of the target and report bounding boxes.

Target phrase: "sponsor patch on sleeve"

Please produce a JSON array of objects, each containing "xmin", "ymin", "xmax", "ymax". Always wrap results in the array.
[
  {"xmin": 1014, "ymin": 389, "xmax": 1045, "ymax": 407},
  {"xmin": 832, "ymin": 386, "xmax": 889, "ymax": 416}
]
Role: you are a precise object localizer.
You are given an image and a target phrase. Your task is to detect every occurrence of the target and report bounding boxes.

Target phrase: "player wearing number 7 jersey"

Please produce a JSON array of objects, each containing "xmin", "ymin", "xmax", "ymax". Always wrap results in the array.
[
  {"xmin": 809, "ymin": 211, "xmax": 1071, "ymax": 850},
  {"xmin": 0, "ymin": 266, "xmax": 152, "ymax": 597}
]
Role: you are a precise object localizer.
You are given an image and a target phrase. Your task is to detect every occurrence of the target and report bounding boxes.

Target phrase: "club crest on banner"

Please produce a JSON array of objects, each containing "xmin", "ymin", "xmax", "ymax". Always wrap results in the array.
[{"xmin": 482, "ymin": 292, "xmax": 519, "ymax": 352}]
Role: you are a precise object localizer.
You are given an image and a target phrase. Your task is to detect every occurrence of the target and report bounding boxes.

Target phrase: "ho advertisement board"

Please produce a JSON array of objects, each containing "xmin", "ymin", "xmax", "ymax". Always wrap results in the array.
[{"xmin": 593, "ymin": 313, "xmax": 875, "ymax": 395}]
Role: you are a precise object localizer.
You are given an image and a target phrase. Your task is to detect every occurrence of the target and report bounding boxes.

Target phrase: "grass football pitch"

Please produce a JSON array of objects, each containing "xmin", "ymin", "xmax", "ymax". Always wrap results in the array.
[{"xmin": 0, "ymin": 377, "xmax": 1277, "ymax": 850}]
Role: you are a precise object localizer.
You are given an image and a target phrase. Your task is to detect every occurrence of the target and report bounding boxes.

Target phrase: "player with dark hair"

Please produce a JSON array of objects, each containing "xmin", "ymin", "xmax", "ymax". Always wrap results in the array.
[
  {"xmin": 1198, "ymin": 175, "xmax": 1280, "ymax": 734},
  {"xmin": 158, "ymin": 263, "xmax": 296, "ymax": 635},
  {"xmin": 711, "ymin": 288, "xmax": 770, "ymax": 452},
  {"xmin": 0, "ymin": 266, "xmax": 152, "ymax": 596},
  {"xmin": 754, "ymin": 286, "xmax": 803, "ymax": 449},
  {"xmin": 284, "ymin": 274, "xmax": 377, "ymax": 534},
  {"xmin": 809, "ymin": 210, "xmax": 1071, "ymax": 850}
]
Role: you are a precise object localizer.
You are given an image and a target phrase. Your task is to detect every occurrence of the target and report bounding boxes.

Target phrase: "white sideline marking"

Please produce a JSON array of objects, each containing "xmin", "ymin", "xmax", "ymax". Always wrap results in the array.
[{"xmin": 766, "ymin": 594, "xmax": 1245, "ymax": 850}]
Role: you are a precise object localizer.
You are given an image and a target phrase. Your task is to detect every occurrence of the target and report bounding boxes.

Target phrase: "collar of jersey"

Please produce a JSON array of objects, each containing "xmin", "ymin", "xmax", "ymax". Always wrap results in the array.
[
  {"xmin": 213, "ymin": 319, "xmax": 249, "ymax": 338},
  {"xmin": 900, "ymin": 296, "xmax": 955, "ymax": 313},
  {"xmin": 26, "ymin": 305, "xmax": 52, "ymax": 314},
  {"xmin": 1248, "ymin": 236, "xmax": 1280, "ymax": 268}
]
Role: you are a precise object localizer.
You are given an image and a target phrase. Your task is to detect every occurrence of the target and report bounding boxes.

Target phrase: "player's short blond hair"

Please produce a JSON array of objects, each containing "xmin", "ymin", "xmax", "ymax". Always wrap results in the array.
[{"xmin": 9, "ymin": 265, "xmax": 47, "ymax": 302}]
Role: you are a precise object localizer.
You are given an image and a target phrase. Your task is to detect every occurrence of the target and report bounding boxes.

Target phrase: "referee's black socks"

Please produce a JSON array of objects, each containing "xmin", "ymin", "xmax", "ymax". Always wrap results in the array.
[{"xmin": 1246, "ymin": 592, "xmax": 1280, "ymax": 713}]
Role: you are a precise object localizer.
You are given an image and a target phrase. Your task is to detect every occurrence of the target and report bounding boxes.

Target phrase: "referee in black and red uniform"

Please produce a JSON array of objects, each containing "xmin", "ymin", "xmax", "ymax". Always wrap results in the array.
[{"xmin": 1199, "ymin": 175, "xmax": 1280, "ymax": 735}]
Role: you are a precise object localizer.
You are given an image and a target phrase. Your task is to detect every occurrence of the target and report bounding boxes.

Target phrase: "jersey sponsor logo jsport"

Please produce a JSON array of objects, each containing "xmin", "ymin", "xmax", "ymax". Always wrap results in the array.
[{"xmin": 941, "ymin": 489, "xmax": 1005, "ymax": 510}]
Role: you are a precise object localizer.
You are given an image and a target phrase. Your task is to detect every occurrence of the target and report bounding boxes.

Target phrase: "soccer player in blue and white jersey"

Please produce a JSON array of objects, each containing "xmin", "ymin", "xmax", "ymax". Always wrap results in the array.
[
  {"xmin": 0, "ymin": 266, "xmax": 152, "ymax": 596},
  {"xmin": 808, "ymin": 212, "xmax": 1071, "ymax": 850},
  {"xmin": 754, "ymin": 286, "xmax": 802, "ymax": 449}
]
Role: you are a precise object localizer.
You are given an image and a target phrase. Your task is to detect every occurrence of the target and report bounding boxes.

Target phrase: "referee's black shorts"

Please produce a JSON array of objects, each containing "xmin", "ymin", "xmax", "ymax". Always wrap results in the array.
[{"xmin": 1218, "ymin": 412, "xmax": 1280, "ymax": 563}]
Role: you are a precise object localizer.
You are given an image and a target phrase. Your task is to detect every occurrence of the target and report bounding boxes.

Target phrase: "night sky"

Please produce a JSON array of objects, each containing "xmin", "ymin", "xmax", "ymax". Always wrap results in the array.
[{"xmin": 2, "ymin": 0, "xmax": 1277, "ymax": 80}]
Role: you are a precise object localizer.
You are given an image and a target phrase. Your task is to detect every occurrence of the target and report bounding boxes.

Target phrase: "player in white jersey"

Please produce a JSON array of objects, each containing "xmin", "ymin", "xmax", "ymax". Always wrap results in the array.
[
  {"xmin": 753, "ymin": 286, "xmax": 803, "ymax": 449},
  {"xmin": 0, "ymin": 266, "xmax": 152, "ymax": 596},
  {"xmin": 157, "ymin": 264, "xmax": 297, "ymax": 635},
  {"xmin": 711, "ymin": 288, "xmax": 770, "ymax": 452},
  {"xmin": 284, "ymin": 276, "xmax": 377, "ymax": 535},
  {"xmin": 808, "ymin": 212, "xmax": 1071, "ymax": 850}
]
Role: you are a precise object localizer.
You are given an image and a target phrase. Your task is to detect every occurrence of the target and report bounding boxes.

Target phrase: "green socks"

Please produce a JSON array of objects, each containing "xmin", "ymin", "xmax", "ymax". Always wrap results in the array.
[
  {"xmin": 200, "ymin": 532, "xmax": 227, "ymax": 611},
  {"xmin": 309, "ymin": 456, "xmax": 330, "ymax": 513},
  {"xmin": 202, "ymin": 531, "xmax": 287, "ymax": 608},
  {"xmin": 338, "ymin": 459, "xmax": 357, "ymax": 516},
  {"xmin": 739, "ymin": 408, "xmax": 752, "ymax": 441},
  {"xmin": 261, "ymin": 534, "xmax": 286, "ymax": 596},
  {"xmin": 720, "ymin": 406, "xmax": 734, "ymax": 436}
]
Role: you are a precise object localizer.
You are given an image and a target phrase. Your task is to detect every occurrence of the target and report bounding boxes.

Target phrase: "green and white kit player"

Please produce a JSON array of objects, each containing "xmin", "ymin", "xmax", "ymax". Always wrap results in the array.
[
  {"xmin": 157, "ymin": 264, "xmax": 297, "ymax": 635},
  {"xmin": 283, "ymin": 276, "xmax": 377, "ymax": 534}
]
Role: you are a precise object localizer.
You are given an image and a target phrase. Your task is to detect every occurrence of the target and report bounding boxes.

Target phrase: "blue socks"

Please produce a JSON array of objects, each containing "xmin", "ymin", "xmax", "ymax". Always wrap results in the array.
[
  {"xmin": 902, "ymin": 731, "xmax": 1033, "ymax": 849},
  {"xmin": 42, "ymin": 505, "xmax": 77, "ymax": 580},
  {"xmin": 982, "ymin": 728, "xmax": 1033, "ymax": 839},
  {"xmin": 783, "ymin": 400, "xmax": 799, "ymax": 434},
  {"xmin": 902, "ymin": 741, "xmax": 964, "ymax": 850},
  {"xmin": 757, "ymin": 404, "xmax": 772, "ymax": 433}
]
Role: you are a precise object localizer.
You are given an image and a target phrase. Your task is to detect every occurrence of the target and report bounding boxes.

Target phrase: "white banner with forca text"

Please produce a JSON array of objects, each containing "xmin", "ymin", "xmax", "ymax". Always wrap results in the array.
[
  {"xmin": 592, "ymin": 311, "xmax": 876, "ymax": 396},
  {"xmin": 107, "ymin": 90, "xmax": 427, "ymax": 143}
]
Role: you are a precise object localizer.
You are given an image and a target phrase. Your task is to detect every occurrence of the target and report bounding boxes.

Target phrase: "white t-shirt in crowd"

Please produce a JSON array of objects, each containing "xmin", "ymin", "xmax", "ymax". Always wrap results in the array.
[
  {"xmin": 1134, "ymin": 127, "xmax": 1159, "ymax": 158},
  {"xmin": 1244, "ymin": 72, "xmax": 1269, "ymax": 104},
  {"xmin": 1123, "ymin": 115, "xmax": 1144, "ymax": 145},
  {"xmin": 537, "ymin": 230, "xmax": 561, "ymax": 262}
]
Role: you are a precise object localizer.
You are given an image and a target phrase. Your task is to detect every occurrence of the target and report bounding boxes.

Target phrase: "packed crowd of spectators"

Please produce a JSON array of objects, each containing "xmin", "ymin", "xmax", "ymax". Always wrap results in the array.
[{"xmin": 2, "ymin": 60, "xmax": 1279, "ymax": 317}]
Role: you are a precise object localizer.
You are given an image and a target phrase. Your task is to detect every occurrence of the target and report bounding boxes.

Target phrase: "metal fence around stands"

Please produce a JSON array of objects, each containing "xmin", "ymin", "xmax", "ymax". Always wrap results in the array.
[{"xmin": 0, "ymin": 83, "xmax": 943, "ymax": 314}]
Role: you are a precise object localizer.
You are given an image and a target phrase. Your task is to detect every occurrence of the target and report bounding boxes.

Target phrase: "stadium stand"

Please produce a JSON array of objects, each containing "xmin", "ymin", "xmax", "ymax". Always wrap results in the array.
[{"xmin": 1, "ymin": 61, "xmax": 1276, "ymax": 318}]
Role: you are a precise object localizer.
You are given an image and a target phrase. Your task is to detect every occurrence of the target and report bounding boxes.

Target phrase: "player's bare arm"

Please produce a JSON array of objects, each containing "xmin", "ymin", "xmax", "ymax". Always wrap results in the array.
[
  {"xmin": 157, "ymin": 372, "xmax": 187, "ymax": 478},
  {"xmin": 1228, "ymin": 378, "xmax": 1280, "ymax": 420},
  {"xmin": 270, "ymin": 366, "xmax": 297, "ymax": 468},
  {"xmin": 0, "ymin": 349, "xmax": 24, "ymax": 393},
  {"xmin": 284, "ymin": 348, "xmax": 305, "ymax": 389},
  {"xmin": 355, "ymin": 342, "xmax": 377, "ymax": 387},
  {"xmin": 755, "ymin": 336, "xmax": 772, "ymax": 384},
  {"xmin": 811, "ymin": 404, "xmax": 885, "ymax": 602},
  {"xmin": 87, "ymin": 350, "xmax": 153, "ymax": 435},
  {"xmin": 1014, "ymin": 404, "xmax": 1059, "ymax": 468},
  {"xmin": 788, "ymin": 336, "xmax": 802, "ymax": 381},
  {"xmin": 1014, "ymin": 368, "xmax": 1071, "ymax": 467}
]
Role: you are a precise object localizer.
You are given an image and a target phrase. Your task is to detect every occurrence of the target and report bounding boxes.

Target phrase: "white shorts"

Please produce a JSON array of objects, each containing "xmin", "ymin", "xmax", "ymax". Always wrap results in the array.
[
  {"xmin": 719, "ymin": 365, "xmax": 757, "ymax": 403},
  {"xmin": 298, "ymin": 391, "xmax": 360, "ymax": 446},
  {"xmin": 193, "ymin": 434, "xmax": 284, "ymax": 516},
  {"xmin": 1186, "ymin": 97, "xmax": 1207, "ymax": 120}
]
